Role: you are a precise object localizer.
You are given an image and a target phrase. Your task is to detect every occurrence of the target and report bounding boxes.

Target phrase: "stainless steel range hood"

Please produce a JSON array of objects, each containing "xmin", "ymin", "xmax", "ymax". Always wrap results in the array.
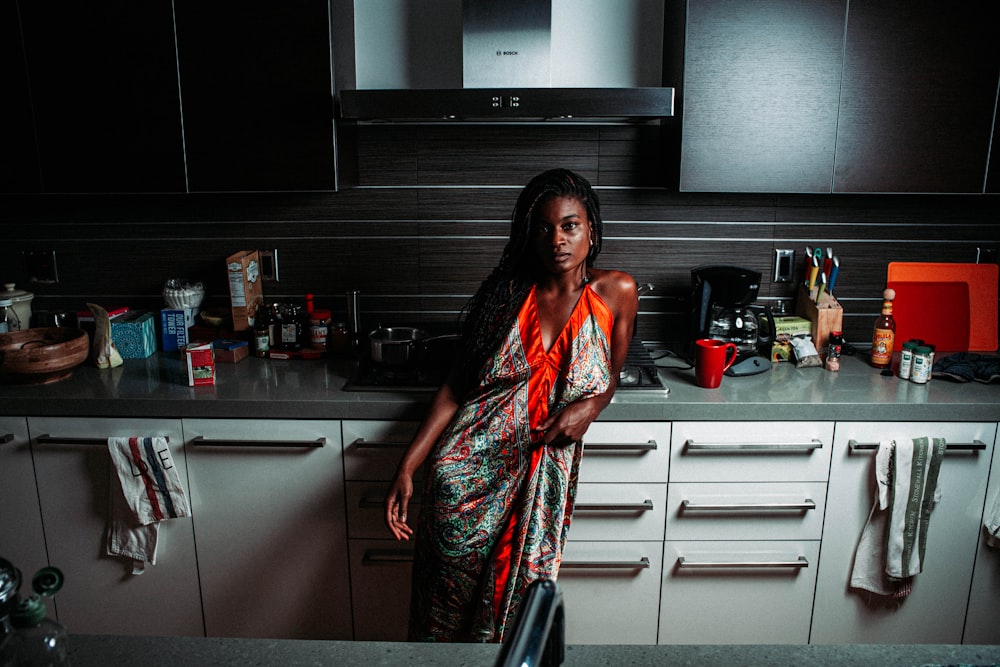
[{"xmin": 337, "ymin": 0, "xmax": 674, "ymax": 122}]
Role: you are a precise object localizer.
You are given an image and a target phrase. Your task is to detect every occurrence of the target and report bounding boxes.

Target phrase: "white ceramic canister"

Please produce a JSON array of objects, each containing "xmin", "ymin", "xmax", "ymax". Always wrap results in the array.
[{"xmin": 2, "ymin": 283, "xmax": 33, "ymax": 330}]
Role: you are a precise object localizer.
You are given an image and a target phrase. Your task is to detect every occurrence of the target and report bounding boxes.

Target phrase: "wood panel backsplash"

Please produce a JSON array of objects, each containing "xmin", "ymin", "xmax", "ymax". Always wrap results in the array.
[{"xmin": 2, "ymin": 124, "xmax": 998, "ymax": 353}]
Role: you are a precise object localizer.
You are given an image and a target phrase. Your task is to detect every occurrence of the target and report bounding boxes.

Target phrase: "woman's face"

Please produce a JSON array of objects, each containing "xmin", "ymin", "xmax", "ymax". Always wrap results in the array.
[{"xmin": 531, "ymin": 195, "xmax": 593, "ymax": 277}]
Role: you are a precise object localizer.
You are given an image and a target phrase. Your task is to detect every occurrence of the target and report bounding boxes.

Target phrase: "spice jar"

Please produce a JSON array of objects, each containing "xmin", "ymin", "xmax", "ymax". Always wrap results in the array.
[
  {"xmin": 825, "ymin": 331, "xmax": 843, "ymax": 372},
  {"xmin": 278, "ymin": 303, "xmax": 304, "ymax": 351},
  {"xmin": 897, "ymin": 341, "xmax": 918, "ymax": 380},
  {"xmin": 309, "ymin": 308, "xmax": 331, "ymax": 351},
  {"xmin": 910, "ymin": 346, "xmax": 933, "ymax": 384}
]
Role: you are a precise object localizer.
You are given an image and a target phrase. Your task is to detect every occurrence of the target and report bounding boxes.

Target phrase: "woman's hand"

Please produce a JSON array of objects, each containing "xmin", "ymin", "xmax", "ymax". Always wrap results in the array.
[
  {"xmin": 385, "ymin": 472, "xmax": 415, "ymax": 541},
  {"xmin": 533, "ymin": 397, "xmax": 602, "ymax": 447}
]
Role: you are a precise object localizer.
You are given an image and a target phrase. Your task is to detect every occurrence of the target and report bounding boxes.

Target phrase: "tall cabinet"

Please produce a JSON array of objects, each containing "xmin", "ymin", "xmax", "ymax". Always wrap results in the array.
[{"xmin": 963, "ymin": 425, "xmax": 1000, "ymax": 644}]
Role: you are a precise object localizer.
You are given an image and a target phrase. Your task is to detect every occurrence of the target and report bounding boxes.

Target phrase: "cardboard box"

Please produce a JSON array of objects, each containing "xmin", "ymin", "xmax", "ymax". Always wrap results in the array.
[
  {"xmin": 213, "ymin": 338, "xmax": 249, "ymax": 363},
  {"xmin": 110, "ymin": 311, "xmax": 157, "ymax": 359},
  {"xmin": 774, "ymin": 316, "xmax": 812, "ymax": 338},
  {"xmin": 184, "ymin": 342, "xmax": 215, "ymax": 386},
  {"xmin": 226, "ymin": 250, "xmax": 263, "ymax": 332},
  {"xmin": 160, "ymin": 309, "xmax": 193, "ymax": 352},
  {"xmin": 795, "ymin": 285, "xmax": 844, "ymax": 356}
]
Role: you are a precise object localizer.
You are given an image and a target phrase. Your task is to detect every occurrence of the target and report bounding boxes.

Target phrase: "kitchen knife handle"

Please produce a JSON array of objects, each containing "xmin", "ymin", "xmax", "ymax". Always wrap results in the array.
[
  {"xmin": 848, "ymin": 439, "xmax": 986, "ymax": 452},
  {"xmin": 677, "ymin": 556, "xmax": 808, "ymax": 569},
  {"xmin": 683, "ymin": 439, "xmax": 823, "ymax": 452},
  {"xmin": 681, "ymin": 499, "xmax": 816, "ymax": 512}
]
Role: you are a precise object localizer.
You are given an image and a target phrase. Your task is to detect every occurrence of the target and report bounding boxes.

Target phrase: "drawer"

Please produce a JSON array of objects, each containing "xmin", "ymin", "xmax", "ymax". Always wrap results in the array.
[
  {"xmin": 659, "ymin": 540, "xmax": 820, "ymax": 645},
  {"xmin": 665, "ymin": 482, "xmax": 827, "ymax": 541},
  {"xmin": 348, "ymin": 539, "xmax": 415, "ymax": 641},
  {"xmin": 346, "ymin": 481, "xmax": 423, "ymax": 539},
  {"xmin": 580, "ymin": 421, "xmax": 670, "ymax": 483},
  {"xmin": 559, "ymin": 540, "xmax": 664, "ymax": 645},
  {"xmin": 670, "ymin": 421, "xmax": 834, "ymax": 482},
  {"xmin": 571, "ymin": 482, "xmax": 667, "ymax": 542},
  {"xmin": 342, "ymin": 420, "xmax": 419, "ymax": 481}
]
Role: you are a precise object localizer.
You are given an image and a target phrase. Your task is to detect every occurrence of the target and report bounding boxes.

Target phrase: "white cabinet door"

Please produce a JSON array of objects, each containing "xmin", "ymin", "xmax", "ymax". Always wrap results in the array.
[
  {"xmin": 27, "ymin": 417, "xmax": 202, "ymax": 636},
  {"xmin": 184, "ymin": 419, "xmax": 350, "ymax": 640},
  {"xmin": 963, "ymin": 422, "xmax": 1000, "ymax": 644},
  {"xmin": 0, "ymin": 417, "xmax": 48, "ymax": 590},
  {"xmin": 348, "ymin": 539, "xmax": 415, "ymax": 642},
  {"xmin": 811, "ymin": 422, "xmax": 994, "ymax": 644}
]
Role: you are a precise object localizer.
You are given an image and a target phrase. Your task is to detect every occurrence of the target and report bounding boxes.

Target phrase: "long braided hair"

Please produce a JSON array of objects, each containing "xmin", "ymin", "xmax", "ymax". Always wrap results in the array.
[{"xmin": 453, "ymin": 168, "xmax": 604, "ymax": 393}]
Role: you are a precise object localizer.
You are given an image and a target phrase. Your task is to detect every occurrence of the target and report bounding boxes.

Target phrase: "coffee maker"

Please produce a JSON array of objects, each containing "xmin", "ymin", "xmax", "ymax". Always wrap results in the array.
[{"xmin": 690, "ymin": 265, "xmax": 775, "ymax": 376}]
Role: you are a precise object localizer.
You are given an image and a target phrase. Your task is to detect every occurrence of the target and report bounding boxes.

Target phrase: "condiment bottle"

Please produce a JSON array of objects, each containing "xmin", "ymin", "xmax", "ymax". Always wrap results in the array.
[
  {"xmin": 870, "ymin": 288, "xmax": 896, "ymax": 369},
  {"xmin": 309, "ymin": 308, "xmax": 331, "ymax": 351},
  {"xmin": 897, "ymin": 341, "xmax": 918, "ymax": 380},
  {"xmin": 910, "ymin": 345, "xmax": 933, "ymax": 384},
  {"xmin": 825, "ymin": 330, "xmax": 843, "ymax": 372}
]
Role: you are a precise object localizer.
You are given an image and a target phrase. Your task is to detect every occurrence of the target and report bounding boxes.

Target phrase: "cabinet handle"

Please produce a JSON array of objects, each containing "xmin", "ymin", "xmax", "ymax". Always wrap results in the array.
[
  {"xmin": 349, "ymin": 438, "xmax": 408, "ymax": 449},
  {"xmin": 848, "ymin": 439, "xmax": 986, "ymax": 452},
  {"xmin": 575, "ymin": 500, "xmax": 654, "ymax": 512},
  {"xmin": 583, "ymin": 440, "xmax": 658, "ymax": 452},
  {"xmin": 359, "ymin": 496, "xmax": 422, "ymax": 508},
  {"xmin": 191, "ymin": 436, "xmax": 325, "ymax": 448},
  {"xmin": 1, "ymin": 433, "xmax": 13, "ymax": 445},
  {"xmin": 677, "ymin": 556, "xmax": 809, "ymax": 569},
  {"xmin": 35, "ymin": 434, "xmax": 171, "ymax": 446},
  {"xmin": 681, "ymin": 499, "xmax": 816, "ymax": 512},
  {"xmin": 561, "ymin": 557, "xmax": 651, "ymax": 570},
  {"xmin": 683, "ymin": 439, "xmax": 823, "ymax": 452},
  {"xmin": 362, "ymin": 550, "xmax": 414, "ymax": 565}
]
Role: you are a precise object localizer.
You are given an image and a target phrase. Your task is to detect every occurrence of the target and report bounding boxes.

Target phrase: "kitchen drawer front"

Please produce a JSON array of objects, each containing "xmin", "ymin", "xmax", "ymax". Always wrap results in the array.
[
  {"xmin": 666, "ymin": 481, "xmax": 827, "ymax": 541},
  {"xmin": 559, "ymin": 540, "xmax": 664, "ymax": 645},
  {"xmin": 580, "ymin": 421, "xmax": 670, "ymax": 483},
  {"xmin": 670, "ymin": 421, "xmax": 834, "ymax": 482},
  {"xmin": 570, "ymin": 482, "xmax": 667, "ymax": 542},
  {"xmin": 659, "ymin": 540, "xmax": 821, "ymax": 645},
  {"xmin": 348, "ymin": 539, "xmax": 415, "ymax": 642},
  {"xmin": 346, "ymin": 481, "xmax": 424, "ymax": 539},
  {"xmin": 343, "ymin": 420, "xmax": 420, "ymax": 481}
]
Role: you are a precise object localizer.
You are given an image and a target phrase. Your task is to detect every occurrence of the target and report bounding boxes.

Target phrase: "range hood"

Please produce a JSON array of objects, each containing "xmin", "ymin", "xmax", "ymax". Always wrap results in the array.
[{"xmin": 337, "ymin": 0, "xmax": 674, "ymax": 122}]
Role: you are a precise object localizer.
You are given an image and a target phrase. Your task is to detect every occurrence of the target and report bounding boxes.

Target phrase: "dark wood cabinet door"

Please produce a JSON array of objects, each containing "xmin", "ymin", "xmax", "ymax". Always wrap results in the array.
[
  {"xmin": 680, "ymin": 0, "xmax": 847, "ymax": 193},
  {"xmin": 17, "ymin": 1, "xmax": 185, "ymax": 193},
  {"xmin": 833, "ymin": 0, "xmax": 1000, "ymax": 193},
  {"xmin": 174, "ymin": 0, "xmax": 338, "ymax": 192},
  {"xmin": 1, "ymin": 0, "xmax": 41, "ymax": 193}
]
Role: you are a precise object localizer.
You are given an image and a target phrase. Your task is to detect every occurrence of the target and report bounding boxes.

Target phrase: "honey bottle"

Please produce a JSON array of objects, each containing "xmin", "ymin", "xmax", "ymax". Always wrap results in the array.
[{"xmin": 870, "ymin": 288, "xmax": 896, "ymax": 369}]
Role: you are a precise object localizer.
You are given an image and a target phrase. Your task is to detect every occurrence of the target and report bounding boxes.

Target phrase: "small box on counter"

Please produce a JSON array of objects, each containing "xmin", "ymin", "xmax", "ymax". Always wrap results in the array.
[
  {"xmin": 795, "ymin": 285, "xmax": 844, "ymax": 356},
  {"xmin": 771, "ymin": 316, "xmax": 813, "ymax": 362},
  {"xmin": 213, "ymin": 338, "xmax": 249, "ymax": 363},
  {"xmin": 226, "ymin": 250, "xmax": 263, "ymax": 332},
  {"xmin": 184, "ymin": 342, "xmax": 215, "ymax": 386},
  {"xmin": 160, "ymin": 309, "xmax": 194, "ymax": 352},
  {"xmin": 110, "ymin": 311, "xmax": 157, "ymax": 359},
  {"xmin": 76, "ymin": 306, "xmax": 129, "ymax": 337}
]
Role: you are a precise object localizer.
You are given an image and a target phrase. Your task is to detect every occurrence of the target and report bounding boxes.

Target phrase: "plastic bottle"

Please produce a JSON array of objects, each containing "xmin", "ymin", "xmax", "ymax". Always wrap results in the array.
[
  {"xmin": 870, "ymin": 288, "xmax": 896, "ymax": 369},
  {"xmin": 897, "ymin": 341, "xmax": 918, "ymax": 379},
  {"xmin": 4, "ymin": 567, "xmax": 70, "ymax": 667},
  {"xmin": 825, "ymin": 331, "xmax": 843, "ymax": 372},
  {"xmin": 910, "ymin": 346, "xmax": 933, "ymax": 384}
]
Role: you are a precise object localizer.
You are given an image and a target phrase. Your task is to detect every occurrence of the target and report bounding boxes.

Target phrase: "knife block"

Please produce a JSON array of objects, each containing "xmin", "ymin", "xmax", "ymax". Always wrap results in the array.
[{"xmin": 795, "ymin": 285, "xmax": 843, "ymax": 357}]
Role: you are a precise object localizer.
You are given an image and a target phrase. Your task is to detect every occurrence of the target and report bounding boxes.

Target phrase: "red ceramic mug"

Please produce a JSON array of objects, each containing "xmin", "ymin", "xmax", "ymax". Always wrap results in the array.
[{"xmin": 694, "ymin": 338, "xmax": 739, "ymax": 388}]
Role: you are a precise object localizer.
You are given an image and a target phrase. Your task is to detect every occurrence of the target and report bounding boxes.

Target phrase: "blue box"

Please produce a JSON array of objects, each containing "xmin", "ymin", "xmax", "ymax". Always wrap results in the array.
[
  {"xmin": 160, "ymin": 309, "xmax": 190, "ymax": 353},
  {"xmin": 111, "ymin": 311, "xmax": 157, "ymax": 359}
]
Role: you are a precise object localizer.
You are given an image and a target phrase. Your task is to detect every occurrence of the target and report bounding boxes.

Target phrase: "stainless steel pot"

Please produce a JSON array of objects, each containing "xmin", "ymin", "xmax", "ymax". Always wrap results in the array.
[{"xmin": 369, "ymin": 327, "xmax": 460, "ymax": 367}]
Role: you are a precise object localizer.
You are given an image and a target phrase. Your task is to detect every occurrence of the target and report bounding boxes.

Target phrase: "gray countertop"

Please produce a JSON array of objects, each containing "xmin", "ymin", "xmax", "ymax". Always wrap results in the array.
[
  {"xmin": 66, "ymin": 635, "xmax": 1000, "ymax": 667},
  {"xmin": 1, "ymin": 351, "xmax": 998, "ymax": 422}
]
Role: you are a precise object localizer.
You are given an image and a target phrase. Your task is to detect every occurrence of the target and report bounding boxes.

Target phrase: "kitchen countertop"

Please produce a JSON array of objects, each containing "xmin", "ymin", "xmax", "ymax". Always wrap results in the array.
[
  {"xmin": 67, "ymin": 634, "xmax": 1000, "ymax": 667},
  {"xmin": 1, "ymin": 350, "xmax": 998, "ymax": 422}
]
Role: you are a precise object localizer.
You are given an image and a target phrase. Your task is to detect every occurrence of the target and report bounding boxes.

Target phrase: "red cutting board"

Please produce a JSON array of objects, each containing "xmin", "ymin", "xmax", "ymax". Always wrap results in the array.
[{"xmin": 887, "ymin": 262, "xmax": 998, "ymax": 352}]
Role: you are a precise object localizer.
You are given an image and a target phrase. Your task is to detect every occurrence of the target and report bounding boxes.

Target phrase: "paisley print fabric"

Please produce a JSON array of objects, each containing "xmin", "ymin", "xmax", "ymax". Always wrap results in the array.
[{"xmin": 409, "ymin": 284, "xmax": 614, "ymax": 642}]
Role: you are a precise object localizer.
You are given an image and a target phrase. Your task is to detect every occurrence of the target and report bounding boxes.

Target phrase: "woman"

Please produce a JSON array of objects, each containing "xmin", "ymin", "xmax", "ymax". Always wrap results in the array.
[{"xmin": 384, "ymin": 168, "xmax": 638, "ymax": 642}]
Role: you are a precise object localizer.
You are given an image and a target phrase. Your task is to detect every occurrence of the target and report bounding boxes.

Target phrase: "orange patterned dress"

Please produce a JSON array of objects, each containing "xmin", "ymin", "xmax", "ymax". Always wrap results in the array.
[{"xmin": 408, "ymin": 284, "xmax": 614, "ymax": 642}]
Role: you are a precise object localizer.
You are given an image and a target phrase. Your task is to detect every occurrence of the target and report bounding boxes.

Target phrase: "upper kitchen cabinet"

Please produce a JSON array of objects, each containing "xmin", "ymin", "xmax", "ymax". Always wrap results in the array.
[
  {"xmin": 0, "ymin": 1, "xmax": 41, "ymax": 193},
  {"xmin": 832, "ymin": 0, "xmax": 1000, "ymax": 193},
  {"xmin": 680, "ymin": 0, "xmax": 847, "ymax": 193},
  {"xmin": 13, "ymin": 1, "xmax": 186, "ymax": 193},
  {"xmin": 174, "ymin": 0, "xmax": 341, "ymax": 192}
]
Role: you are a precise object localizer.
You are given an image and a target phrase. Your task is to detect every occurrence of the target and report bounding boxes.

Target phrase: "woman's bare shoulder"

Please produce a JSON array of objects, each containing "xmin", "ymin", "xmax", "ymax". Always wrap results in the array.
[{"xmin": 588, "ymin": 269, "xmax": 639, "ymax": 310}]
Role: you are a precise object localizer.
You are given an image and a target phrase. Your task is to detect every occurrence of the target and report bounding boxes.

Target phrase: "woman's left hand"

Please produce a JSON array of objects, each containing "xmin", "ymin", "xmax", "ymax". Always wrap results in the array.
[{"xmin": 533, "ymin": 397, "xmax": 602, "ymax": 447}]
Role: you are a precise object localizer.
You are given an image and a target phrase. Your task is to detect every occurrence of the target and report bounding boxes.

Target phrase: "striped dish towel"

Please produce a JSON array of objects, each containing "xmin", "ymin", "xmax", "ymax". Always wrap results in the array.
[{"xmin": 107, "ymin": 437, "xmax": 191, "ymax": 574}]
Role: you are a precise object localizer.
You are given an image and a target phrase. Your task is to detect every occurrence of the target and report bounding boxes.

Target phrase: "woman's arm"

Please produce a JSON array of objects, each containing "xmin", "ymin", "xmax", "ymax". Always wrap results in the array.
[{"xmin": 384, "ymin": 379, "xmax": 461, "ymax": 540}]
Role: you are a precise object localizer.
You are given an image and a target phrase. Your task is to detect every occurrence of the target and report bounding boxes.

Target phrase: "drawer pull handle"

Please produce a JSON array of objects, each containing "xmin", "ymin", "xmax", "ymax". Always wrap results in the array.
[
  {"xmin": 350, "ymin": 438, "xmax": 408, "ymax": 449},
  {"xmin": 36, "ymin": 434, "xmax": 171, "ymax": 446},
  {"xmin": 362, "ymin": 550, "xmax": 414, "ymax": 565},
  {"xmin": 359, "ymin": 496, "xmax": 422, "ymax": 508},
  {"xmin": 684, "ymin": 439, "xmax": 823, "ymax": 452},
  {"xmin": 583, "ymin": 440, "xmax": 658, "ymax": 452},
  {"xmin": 561, "ymin": 557, "xmax": 651, "ymax": 570},
  {"xmin": 677, "ymin": 556, "xmax": 808, "ymax": 569},
  {"xmin": 191, "ymin": 436, "xmax": 325, "ymax": 448},
  {"xmin": 681, "ymin": 499, "xmax": 816, "ymax": 512},
  {"xmin": 848, "ymin": 439, "xmax": 986, "ymax": 452},
  {"xmin": 1, "ymin": 433, "xmax": 14, "ymax": 445},
  {"xmin": 575, "ymin": 500, "xmax": 654, "ymax": 512}
]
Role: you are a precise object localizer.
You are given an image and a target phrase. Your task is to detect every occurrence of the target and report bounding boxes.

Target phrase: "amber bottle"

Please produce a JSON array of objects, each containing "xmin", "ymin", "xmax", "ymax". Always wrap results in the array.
[{"xmin": 870, "ymin": 288, "xmax": 897, "ymax": 369}]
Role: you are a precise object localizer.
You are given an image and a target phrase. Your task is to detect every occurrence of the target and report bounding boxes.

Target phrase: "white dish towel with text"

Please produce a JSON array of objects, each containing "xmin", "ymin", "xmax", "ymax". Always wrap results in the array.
[{"xmin": 107, "ymin": 437, "xmax": 191, "ymax": 575}]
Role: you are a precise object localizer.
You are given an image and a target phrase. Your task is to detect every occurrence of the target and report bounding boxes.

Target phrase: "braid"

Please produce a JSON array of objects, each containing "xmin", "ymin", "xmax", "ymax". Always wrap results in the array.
[{"xmin": 453, "ymin": 169, "xmax": 603, "ymax": 393}]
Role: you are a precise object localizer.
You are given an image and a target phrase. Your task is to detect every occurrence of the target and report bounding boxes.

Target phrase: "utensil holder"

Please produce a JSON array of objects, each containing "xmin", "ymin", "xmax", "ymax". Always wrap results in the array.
[{"xmin": 795, "ymin": 285, "xmax": 843, "ymax": 357}]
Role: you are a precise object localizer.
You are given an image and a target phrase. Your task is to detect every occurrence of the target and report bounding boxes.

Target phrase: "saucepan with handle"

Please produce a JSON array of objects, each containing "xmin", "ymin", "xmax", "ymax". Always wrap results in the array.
[{"xmin": 369, "ymin": 327, "xmax": 460, "ymax": 367}]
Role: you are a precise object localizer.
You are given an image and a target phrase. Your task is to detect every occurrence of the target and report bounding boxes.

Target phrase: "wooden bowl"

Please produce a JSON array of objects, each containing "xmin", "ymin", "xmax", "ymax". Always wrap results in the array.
[{"xmin": 0, "ymin": 327, "xmax": 90, "ymax": 384}]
